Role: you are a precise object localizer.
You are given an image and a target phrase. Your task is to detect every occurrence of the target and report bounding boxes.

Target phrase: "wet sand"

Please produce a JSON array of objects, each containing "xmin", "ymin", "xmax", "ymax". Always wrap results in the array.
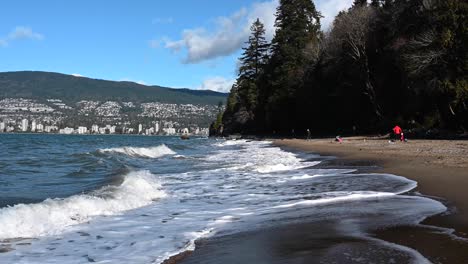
[
  {"xmin": 275, "ymin": 138, "xmax": 468, "ymax": 263},
  {"xmin": 275, "ymin": 138, "xmax": 468, "ymax": 235},
  {"xmin": 169, "ymin": 137, "xmax": 468, "ymax": 264}
]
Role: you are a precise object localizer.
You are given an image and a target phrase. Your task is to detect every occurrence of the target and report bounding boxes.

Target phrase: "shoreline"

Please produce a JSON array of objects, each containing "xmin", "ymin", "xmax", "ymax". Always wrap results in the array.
[
  {"xmin": 274, "ymin": 137, "xmax": 468, "ymax": 263},
  {"xmin": 274, "ymin": 138, "xmax": 468, "ymax": 235},
  {"xmin": 169, "ymin": 137, "xmax": 468, "ymax": 264}
]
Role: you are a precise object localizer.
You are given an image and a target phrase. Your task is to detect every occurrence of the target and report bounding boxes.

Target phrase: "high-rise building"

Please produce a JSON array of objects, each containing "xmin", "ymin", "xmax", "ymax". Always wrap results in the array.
[
  {"xmin": 0, "ymin": 122, "xmax": 5, "ymax": 132},
  {"xmin": 31, "ymin": 120, "xmax": 37, "ymax": 132},
  {"xmin": 138, "ymin": 124, "xmax": 143, "ymax": 134},
  {"xmin": 21, "ymin": 119, "xmax": 29, "ymax": 132},
  {"xmin": 155, "ymin": 122, "xmax": 160, "ymax": 134}
]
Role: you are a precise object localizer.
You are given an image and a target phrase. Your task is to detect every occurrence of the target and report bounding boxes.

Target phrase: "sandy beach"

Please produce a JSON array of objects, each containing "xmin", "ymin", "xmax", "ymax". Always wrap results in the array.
[{"xmin": 172, "ymin": 137, "xmax": 468, "ymax": 264}]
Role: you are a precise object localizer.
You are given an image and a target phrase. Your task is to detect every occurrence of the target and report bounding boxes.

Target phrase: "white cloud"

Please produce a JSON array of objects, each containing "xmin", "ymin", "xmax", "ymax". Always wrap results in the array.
[
  {"xmin": 0, "ymin": 26, "xmax": 44, "ymax": 47},
  {"xmin": 161, "ymin": 0, "xmax": 352, "ymax": 64},
  {"xmin": 316, "ymin": 0, "xmax": 354, "ymax": 30},
  {"xmin": 198, "ymin": 76, "xmax": 235, "ymax": 93},
  {"xmin": 9, "ymin": 26, "xmax": 44, "ymax": 40},
  {"xmin": 161, "ymin": 1, "xmax": 278, "ymax": 64}
]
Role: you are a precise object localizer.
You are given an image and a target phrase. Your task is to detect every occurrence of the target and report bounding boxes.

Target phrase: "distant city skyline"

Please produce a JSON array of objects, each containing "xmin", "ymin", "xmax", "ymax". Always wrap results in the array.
[{"xmin": 0, "ymin": 0, "xmax": 353, "ymax": 92}]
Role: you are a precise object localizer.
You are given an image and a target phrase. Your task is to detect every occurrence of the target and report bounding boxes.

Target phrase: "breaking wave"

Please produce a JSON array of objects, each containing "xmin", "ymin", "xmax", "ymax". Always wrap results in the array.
[
  {"xmin": 0, "ymin": 170, "xmax": 166, "ymax": 239},
  {"xmin": 99, "ymin": 144, "xmax": 176, "ymax": 158}
]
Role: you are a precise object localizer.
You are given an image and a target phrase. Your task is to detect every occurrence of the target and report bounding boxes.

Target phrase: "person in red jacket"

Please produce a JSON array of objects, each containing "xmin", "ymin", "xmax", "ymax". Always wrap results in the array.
[{"xmin": 392, "ymin": 125, "xmax": 404, "ymax": 142}]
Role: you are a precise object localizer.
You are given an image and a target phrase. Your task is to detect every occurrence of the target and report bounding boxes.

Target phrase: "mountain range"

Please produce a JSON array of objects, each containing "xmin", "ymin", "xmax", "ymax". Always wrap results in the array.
[{"xmin": 0, "ymin": 71, "xmax": 227, "ymax": 105}]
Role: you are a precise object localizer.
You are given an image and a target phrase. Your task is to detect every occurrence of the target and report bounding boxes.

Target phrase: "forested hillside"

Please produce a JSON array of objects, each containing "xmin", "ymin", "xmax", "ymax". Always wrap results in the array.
[
  {"xmin": 0, "ymin": 71, "xmax": 227, "ymax": 105},
  {"xmin": 214, "ymin": 0, "xmax": 467, "ymax": 137}
]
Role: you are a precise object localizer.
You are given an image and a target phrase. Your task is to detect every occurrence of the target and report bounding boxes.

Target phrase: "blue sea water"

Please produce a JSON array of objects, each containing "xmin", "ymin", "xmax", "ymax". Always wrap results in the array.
[{"xmin": 0, "ymin": 134, "xmax": 449, "ymax": 263}]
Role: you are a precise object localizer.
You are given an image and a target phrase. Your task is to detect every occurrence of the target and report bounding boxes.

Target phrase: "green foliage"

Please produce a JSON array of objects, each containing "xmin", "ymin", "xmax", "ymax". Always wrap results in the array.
[
  {"xmin": 263, "ymin": 0, "xmax": 322, "ymax": 132},
  {"xmin": 213, "ymin": 112, "xmax": 223, "ymax": 130},
  {"xmin": 218, "ymin": 0, "xmax": 467, "ymax": 136},
  {"xmin": 237, "ymin": 19, "xmax": 270, "ymax": 111},
  {"xmin": 220, "ymin": 18, "xmax": 270, "ymax": 135}
]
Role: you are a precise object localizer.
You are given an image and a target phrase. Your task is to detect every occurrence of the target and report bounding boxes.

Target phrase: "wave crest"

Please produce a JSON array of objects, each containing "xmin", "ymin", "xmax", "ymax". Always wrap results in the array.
[
  {"xmin": 99, "ymin": 144, "xmax": 175, "ymax": 158},
  {"xmin": 0, "ymin": 170, "xmax": 166, "ymax": 239}
]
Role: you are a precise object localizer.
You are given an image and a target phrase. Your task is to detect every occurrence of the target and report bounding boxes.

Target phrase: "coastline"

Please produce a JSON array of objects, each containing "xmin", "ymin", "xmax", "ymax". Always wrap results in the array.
[
  {"xmin": 274, "ymin": 137, "xmax": 468, "ymax": 263},
  {"xmin": 169, "ymin": 137, "xmax": 468, "ymax": 264},
  {"xmin": 274, "ymin": 138, "xmax": 468, "ymax": 234}
]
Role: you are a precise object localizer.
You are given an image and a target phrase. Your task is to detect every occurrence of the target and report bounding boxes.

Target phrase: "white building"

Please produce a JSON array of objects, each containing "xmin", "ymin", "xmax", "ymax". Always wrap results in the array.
[
  {"xmin": 31, "ymin": 120, "xmax": 37, "ymax": 132},
  {"xmin": 78, "ymin": 126, "xmax": 88, "ymax": 134},
  {"xmin": 59, "ymin": 127, "xmax": 74, "ymax": 134},
  {"xmin": 91, "ymin": 125, "xmax": 99, "ymax": 134},
  {"xmin": 163, "ymin": 127, "xmax": 176, "ymax": 135},
  {"xmin": 0, "ymin": 122, "xmax": 5, "ymax": 132},
  {"xmin": 138, "ymin": 124, "xmax": 143, "ymax": 134},
  {"xmin": 21, "ymin": 119, "xmax": 29, "ymax": 132},
  {"xmin": 36, "ymin": 124, "xmax": 44, "ymax": 132}
]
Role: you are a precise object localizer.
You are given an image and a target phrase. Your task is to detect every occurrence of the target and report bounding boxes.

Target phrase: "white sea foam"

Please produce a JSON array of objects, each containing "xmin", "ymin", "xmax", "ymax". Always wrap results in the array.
[
  {"xmin": 255, "ymin": 163, "xmax": 318, "ymax": 173},
  {"xmin": 365, "ymin": 236, "xmax": 432, "ymax": 264},
  {"xmin": 1, "ymin": 139, "xmax": 452, "ymax": 263},
  {"xmin": 215, "ymin": 139, "xmax": 248, "ymax": 147},
  {"xmin": 273, "ymin": 191, "xmax": 396, "ymax": 209},
  {"xmin": 99, "ymin": 144, "xmax": 175, "ymax": 158},
  {"xmin": 0, "ymin": 170, "xmax": 166, "ymax": 239},
  {"xmin": 291, "ymin": 174, "xmax": 322, "ymax": 180}
]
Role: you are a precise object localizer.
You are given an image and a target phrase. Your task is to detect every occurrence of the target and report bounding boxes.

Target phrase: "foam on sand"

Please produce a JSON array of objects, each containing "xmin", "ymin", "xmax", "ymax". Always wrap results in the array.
[{"xmin": 0, "ymin": 170, "xmax": 166, "ymax": 239}]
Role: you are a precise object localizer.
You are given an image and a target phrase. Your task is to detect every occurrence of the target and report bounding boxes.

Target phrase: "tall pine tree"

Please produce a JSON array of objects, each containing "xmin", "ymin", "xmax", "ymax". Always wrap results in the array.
[
  {"xmin": 221, "ymin": 19, "xmax": 270, "ymax": 134},
  {"xmin": 237, "ymin": 18, "xmax": 270, "ymax": 112},
  {"xmin": 264, "ymin": 0, "xmax": 322, "ymax": 133}
]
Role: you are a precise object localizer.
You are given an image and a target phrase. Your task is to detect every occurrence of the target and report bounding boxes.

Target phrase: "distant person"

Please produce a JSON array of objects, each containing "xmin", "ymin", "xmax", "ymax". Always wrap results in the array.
[
  {"xmin": 392, "ymin": 125, "xmax": 404, "ymax": 142},
  {"xmin": 291, "ymin": 129, "xmax": 296, "ymax": 138},
  {"xmin": 335, "ymin": 135, "xmax": 343, "ymax": 143},
  {"xmin": 306, "ymin": 129, "xmax": 311, "ymax": 140}
]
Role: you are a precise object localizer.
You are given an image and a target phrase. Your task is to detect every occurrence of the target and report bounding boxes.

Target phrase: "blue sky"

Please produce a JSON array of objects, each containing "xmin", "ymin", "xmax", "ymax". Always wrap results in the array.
[{"xmin": 0, "ymin": 0, "xmax": 353, "ymax": 92}]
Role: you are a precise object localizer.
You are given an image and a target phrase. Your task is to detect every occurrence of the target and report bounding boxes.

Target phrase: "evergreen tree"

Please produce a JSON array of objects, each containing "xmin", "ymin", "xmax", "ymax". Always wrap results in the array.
[
  {"xmin": 264, "ymin": 0, "xmax": 322, "ymax": 132},
  {"xmin": 237, "ymin": 18, "xmax": 270, "ymax": 111},
  {"xmin": 353, "ymin": 0, "xmax": 368, "ymax": 8},
  {"xmin": 221, "ymin": 19, "xmax": 270, "ymax": 134},
  {"xmin": 371, "ymin": 0, "xmax": 381, "ymax": 8},
  {"xmin": 215, "ymin": 0, "xmax": 467, "ymax": 137}
]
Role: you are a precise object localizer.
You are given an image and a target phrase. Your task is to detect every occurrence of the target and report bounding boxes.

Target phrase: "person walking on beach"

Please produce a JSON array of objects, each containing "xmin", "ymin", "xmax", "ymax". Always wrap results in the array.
[{"xmin": 306, "ymin": 129, "xmax": 311, "ymax": 140}]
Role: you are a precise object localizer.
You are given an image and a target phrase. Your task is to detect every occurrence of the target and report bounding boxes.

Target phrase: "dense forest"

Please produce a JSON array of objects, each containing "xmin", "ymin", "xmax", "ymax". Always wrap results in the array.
[{"xmin": 212, "ymin": 0, "xmax": 467, "ymax": 137}]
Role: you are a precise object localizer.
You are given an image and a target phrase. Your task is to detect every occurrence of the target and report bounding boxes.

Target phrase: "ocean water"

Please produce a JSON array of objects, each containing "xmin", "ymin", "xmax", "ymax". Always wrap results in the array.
[{"xmin": 0, "ymin": 134, "xmax": 447, "ymax": 263}]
